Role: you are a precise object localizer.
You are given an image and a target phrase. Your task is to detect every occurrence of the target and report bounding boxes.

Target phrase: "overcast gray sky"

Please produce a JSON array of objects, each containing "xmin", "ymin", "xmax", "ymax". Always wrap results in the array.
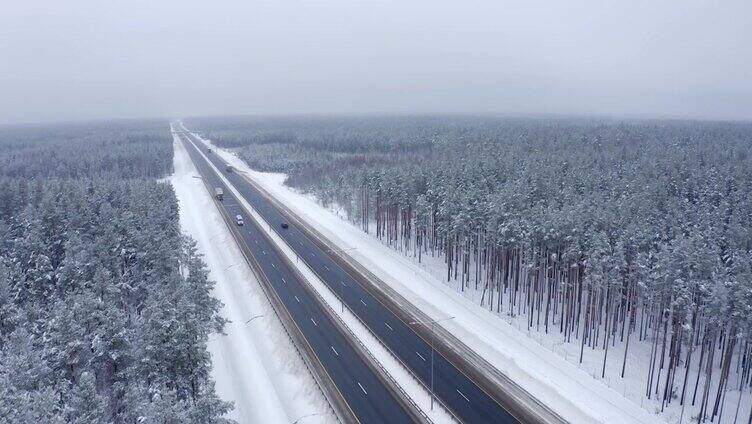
[{"xmin": 1, "ymin": 0, "xmax": 750, "ymax": 124}]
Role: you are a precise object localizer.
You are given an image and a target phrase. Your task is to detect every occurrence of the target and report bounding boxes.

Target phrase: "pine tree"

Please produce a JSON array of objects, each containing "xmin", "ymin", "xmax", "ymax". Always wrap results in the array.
[{"xmin": 66, "ymin": 372, "xmax": 105, "ymax": 424}]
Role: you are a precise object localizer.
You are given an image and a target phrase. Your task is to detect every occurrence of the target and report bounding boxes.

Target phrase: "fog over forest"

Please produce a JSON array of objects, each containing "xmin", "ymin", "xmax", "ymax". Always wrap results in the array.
[{"xmin": 1, "ymin": 0, "xmax": 751, "ymax": 124}]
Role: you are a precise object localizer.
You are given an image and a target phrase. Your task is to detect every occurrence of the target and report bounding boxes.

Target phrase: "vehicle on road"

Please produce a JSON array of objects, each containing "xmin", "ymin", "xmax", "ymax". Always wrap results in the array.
[
  {"xmin": 214, "ymin": 187, "xmax": 224, "ymax": 201},
  {"xmin": 236, "ymin": 214, "xmax": 244, "ymax": 226},
  {"xmin": 207, "ymin": 147, "xmax": 212, "ymax": 153},
  {"xmin": 280, "ymin": 222, "xmax": 289, "ymax": 229},
  {"xmin": 226, "ymin": 165, "xmax": 233, "ymax": 173}
]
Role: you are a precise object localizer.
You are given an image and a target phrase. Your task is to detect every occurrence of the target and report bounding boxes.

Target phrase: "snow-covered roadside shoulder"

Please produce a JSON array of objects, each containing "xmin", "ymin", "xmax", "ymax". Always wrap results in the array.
[
  {"xmin": 194, "ymin": 133, "xmax": 662, "ymax": 424},
  {"xmin": 169, "ymin": 133, "xmax": 333, "ymax": 424}
]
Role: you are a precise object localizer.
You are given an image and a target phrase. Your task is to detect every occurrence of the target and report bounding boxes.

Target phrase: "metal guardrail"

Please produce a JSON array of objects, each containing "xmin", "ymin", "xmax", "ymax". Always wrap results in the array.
[{"xmin": 285, "ymin": 245, "xmax": 437, "ymax": 424}]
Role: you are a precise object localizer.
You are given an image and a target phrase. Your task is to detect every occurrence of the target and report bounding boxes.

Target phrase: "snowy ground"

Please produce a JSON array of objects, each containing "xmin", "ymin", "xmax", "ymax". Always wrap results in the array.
[
  {"xmin": 170, "ymin": 134, "xmax": 335, "ymax": 424},
  {"xmin": 186, "ymin": 132, "xmax": 676, "ymax": 424}
]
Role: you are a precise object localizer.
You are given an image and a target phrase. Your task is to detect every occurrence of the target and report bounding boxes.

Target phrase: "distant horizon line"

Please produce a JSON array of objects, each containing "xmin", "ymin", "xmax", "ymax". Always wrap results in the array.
[{"xmin": 2, "ymin": 110, "xmax": 750, "ymax": 128}]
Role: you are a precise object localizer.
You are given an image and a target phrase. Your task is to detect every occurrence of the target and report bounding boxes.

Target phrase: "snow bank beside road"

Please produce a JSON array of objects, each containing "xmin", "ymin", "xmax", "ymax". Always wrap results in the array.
[
  {"xmin": 170, "ymin": 134, "xmax": 333, "ymax": 424},
  {"xmin": 194, "ymin": 133, "xmax": 662, "ymax": 424}
]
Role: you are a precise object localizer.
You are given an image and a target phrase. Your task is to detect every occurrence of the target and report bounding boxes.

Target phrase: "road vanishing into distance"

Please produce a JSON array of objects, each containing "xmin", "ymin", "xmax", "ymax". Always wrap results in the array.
[
  {"xmin": 175, "ymin": 128, "xmax": 414, "ymax": 423},
  {"xmin": 176, "ymin": 125, "xmax": 521, "ymax": 424}
]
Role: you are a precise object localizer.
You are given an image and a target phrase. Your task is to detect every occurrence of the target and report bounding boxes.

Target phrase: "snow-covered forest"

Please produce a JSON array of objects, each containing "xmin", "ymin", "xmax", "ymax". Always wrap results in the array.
[
  {"xmin": 0, "ymin": 122, "xmax": 232, "ymax": 423},
  {"xmin": 192, "ymin": 115, "xmax": 752, "ymax": 422}
]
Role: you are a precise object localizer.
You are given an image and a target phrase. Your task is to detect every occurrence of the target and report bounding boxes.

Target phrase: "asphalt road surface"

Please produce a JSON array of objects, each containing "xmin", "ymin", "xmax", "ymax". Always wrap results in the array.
[
  {"xmin": 176, "ymin": 129, "xmax": 415, "ymax": 424},
  {"xmin": 178, "ymin": 126, "xmax": 521, "ymax": 424}
]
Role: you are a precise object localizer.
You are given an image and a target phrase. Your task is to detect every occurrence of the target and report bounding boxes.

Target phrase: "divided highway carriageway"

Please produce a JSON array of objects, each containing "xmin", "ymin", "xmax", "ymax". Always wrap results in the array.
[{"xmin": 176, "ymin": 125, "xmax": 522, "ymax": 424}]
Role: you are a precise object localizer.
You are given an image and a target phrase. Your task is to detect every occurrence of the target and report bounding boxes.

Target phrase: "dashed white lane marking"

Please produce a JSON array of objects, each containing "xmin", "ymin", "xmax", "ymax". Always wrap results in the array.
[
  {"xmin": 281, "ymin": 277, "xmax": 287, "ymax": 284},
  {"xmin": 357, "ymin": 382, "xmax": 368, "ymax": 395},
  {"xmin": 331, "ymin": 346, "xmax": 339, "ymax": 356},
  {"xmin": 299, "ymin": 241, "xmax": 304, "ymax": 247},
  {"xmin": 271, "ymin": 263, "xmax": 276, "ymax": 269},
  {"xmin": 311, "ymin": 252, "xmax": 316, "ymax": 257},
  {"xmin": 360, "ymin": 299, "xmax": 367, "ymax": 307},
  {"xmin": 253, "ymin": 239, "xmax": 257, "ymax": 244},
  {"xmin": 311, "ymin": 317, "xmax": 318, "ymax": 326},
  {"xmin": 294, "ymin": 296, "xmax": 300, "ymax": 303},
  {"xmin": 262, "ymin": 250, "xmax": 267, "ymax": 255},
  {"xmin": 324, "ymin": 265, "xmax": 330, "ymax": 271},
  {"xmin": 384, "ymin": 322, "xmax": 393, "ymax": 331},
  {"xmin": 457, "ymin": 389, "xmax": 470, "ymax": 402},
  {"xmin": 416, "ymin": 352, "xmax": 426, "ymax": 361}
]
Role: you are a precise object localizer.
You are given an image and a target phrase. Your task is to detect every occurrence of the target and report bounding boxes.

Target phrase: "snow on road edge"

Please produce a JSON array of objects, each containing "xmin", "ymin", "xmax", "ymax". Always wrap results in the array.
[{"xmin": 170, "ymin": 134, "xmax": 333, "ymax": 424}]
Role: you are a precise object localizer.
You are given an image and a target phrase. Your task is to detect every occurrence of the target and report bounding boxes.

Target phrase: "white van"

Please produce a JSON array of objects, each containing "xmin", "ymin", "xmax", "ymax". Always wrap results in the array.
[{"xmin": 236, "ymin": 215, "xmax": 244, "ymax": 226}]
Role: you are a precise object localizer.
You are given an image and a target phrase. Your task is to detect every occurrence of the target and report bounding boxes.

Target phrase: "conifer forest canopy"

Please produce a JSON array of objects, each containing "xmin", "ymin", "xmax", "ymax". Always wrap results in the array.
[
  {"xmin": 2, "ymin": 114, "xmax": 752, "ymax": 422},
  {"xmin": 0, "ymin": 121, "xmax": 232, "ymax": 423}
]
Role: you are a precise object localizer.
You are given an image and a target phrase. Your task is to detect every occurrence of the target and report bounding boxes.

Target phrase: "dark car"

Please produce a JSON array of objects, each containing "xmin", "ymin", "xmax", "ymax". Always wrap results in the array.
[{"xmin": 280, "ymin": 223, "xmax": 289, "ymax": 229}]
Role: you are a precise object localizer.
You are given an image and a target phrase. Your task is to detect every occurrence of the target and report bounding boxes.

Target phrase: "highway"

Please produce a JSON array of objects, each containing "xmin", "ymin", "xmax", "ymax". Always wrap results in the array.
[
  {"xmin": 177, "ymin": 125, "xmax": 522, "ymax": 424},
  {"xmin": 174, "ymin": 128, "xmax": 417, "ymax": 424}
]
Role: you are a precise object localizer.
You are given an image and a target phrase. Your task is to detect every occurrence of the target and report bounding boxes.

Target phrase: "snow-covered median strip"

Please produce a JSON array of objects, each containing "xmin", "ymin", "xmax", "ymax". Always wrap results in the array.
[
  {"xmin": 192, "ymin": 131, "xmax": 663, "ymax": 424},
  {"xmin": 170, "ymin": 134, "xmax": 334, "ymax": 424},
  {"xmin": 181, "ymin": 131, "xmax": 456, "ymax": 424}
]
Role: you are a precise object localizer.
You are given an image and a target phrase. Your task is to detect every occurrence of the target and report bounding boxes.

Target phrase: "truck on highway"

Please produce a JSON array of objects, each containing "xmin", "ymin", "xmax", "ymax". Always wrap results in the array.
[{"xmin": 214, "ymin": 187, "xmax": 224, "ymax": 201}]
